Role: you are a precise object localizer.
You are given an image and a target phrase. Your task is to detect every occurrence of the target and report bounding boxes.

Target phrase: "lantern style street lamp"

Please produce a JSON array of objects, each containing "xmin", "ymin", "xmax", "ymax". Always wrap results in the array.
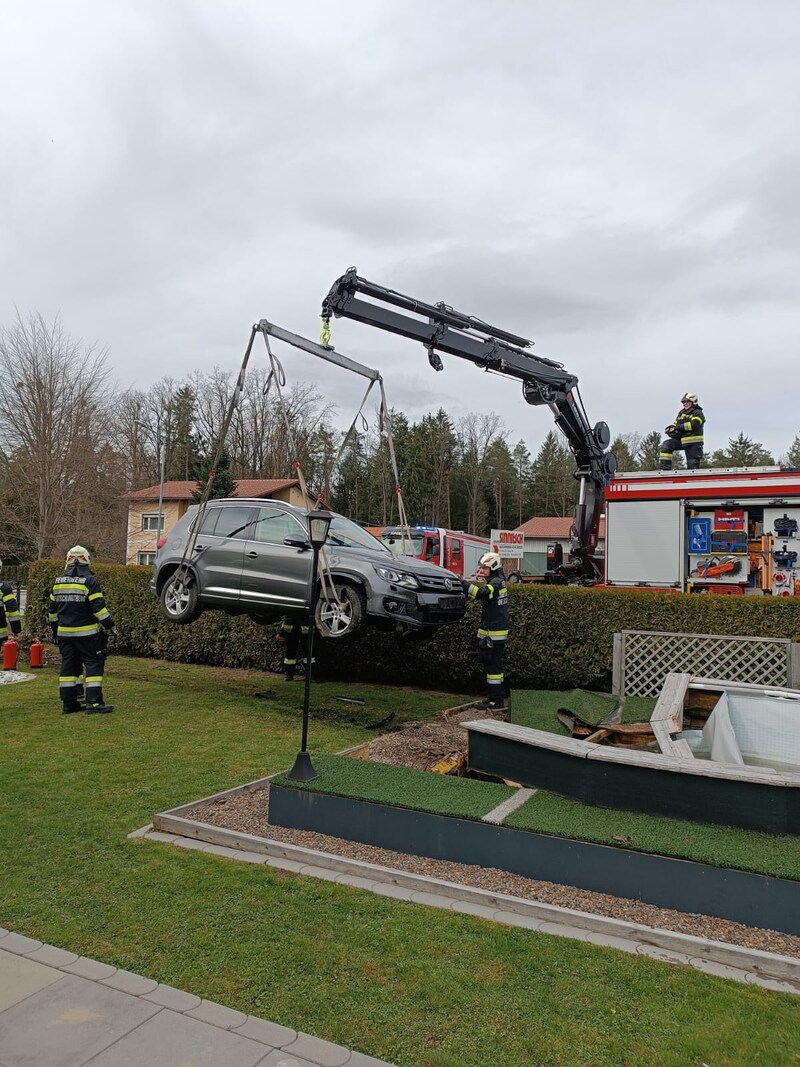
[{"xmin": 287, "ymin": 508, "xmax": 334, "ymax": 782}]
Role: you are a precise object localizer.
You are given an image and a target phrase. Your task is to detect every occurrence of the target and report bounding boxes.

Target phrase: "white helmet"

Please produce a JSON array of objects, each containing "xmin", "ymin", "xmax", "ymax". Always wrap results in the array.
[
  {"xmin": 681, "ymin": 392, "xmax": 698, "ymax": 404},
  {"xmin": 479, "ymin": 551, "xmax": 503, "ymax": 572},
  {"xmin": 66, "ymin": 545, "xmax": 91, "ymax": 565}
]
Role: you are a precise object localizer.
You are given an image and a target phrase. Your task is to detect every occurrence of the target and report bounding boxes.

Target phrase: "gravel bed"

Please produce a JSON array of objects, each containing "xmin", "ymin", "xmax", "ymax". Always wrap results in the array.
[{"xmin": 182, "ymin": 784, "xmax": 800, "ymax": 960}]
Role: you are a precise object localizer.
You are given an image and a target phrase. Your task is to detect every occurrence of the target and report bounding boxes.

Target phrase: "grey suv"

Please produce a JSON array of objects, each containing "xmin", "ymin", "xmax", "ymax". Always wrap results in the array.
[{"xmin": 151, "ymin": 498, "xmax": 466, "ymax": 639}]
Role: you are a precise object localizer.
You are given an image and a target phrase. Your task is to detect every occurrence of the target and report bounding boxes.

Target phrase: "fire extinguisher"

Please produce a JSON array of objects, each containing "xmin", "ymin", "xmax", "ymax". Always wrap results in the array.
[
  {"xmin": 29, "ymin": 638, "xmax": 45, "ymax": 669},
  {"xmin": 2, "ymin": 636, "xmax": 19, "ymax": 671}
]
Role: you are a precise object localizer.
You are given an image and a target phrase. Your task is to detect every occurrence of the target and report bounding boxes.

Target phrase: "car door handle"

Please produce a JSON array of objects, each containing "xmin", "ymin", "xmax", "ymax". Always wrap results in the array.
[
  {"xmin": 246, "ymin": 551, "xmax": 258, "ymax": 558},
  {"xmin": 194, "ymin": 544, "xmax": 205, "ymax": 551}
]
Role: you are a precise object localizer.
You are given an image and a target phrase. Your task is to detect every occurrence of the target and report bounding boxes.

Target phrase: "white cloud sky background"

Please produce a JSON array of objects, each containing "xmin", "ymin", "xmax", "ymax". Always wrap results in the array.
[{"xmin": 2, "ymin": 1, "xmax": 800, "ymax": 463}]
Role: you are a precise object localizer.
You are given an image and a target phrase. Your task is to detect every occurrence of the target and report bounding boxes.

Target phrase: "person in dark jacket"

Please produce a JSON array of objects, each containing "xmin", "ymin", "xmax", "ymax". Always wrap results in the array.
[
  {"xmin": 0, "ymin": 559, "xmax": 23, "ymax": 647},
  {"xmin": 462, "ymin": 551, "xmax": 509, "ymax": 710},
  {"xmin": 49, "ymin": 546, "xmax": 116, "ymax": 714},
  {"xmin": 660, "ymin": 392, "xmax": 705, "ymax": 470},
  {"xmin": 276, "ymin": 615, "xmax": 313, "ymax": 681}
]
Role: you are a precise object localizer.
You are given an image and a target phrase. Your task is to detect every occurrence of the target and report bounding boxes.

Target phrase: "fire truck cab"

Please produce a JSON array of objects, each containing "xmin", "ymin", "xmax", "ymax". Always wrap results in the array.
[
  {"xmin": 381, "ymin": 525, "xmax": 491, "ymax": 579},
  {"xmin": 604, "ymin": 467, "xmax": 800, "ymax": 595}
]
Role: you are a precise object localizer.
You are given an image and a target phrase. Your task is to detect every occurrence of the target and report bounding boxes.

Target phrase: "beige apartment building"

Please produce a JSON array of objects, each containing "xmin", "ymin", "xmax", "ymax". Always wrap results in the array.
[{"xmin": 123, "ymin": 478, "xmax": 313, "ymax": 565}]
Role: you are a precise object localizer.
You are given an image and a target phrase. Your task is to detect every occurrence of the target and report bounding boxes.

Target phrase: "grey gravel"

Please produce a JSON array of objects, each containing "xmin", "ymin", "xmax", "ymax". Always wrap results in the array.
[{"xmin": 183, "ymin": 784, "xmax": 800, "ymax": 960}]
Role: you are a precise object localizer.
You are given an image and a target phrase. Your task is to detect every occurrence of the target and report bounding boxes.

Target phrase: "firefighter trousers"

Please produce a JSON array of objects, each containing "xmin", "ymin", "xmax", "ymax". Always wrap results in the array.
[
  {"xmin": 477, "ymin": 635, "xmax": 506, "ymax": 705},
  {"xmin": 659, "ymin": 439, "xmax": 703, "ymax": 470},
  {"xmin": 58, "ymin": 634, "xmax": 107, "ymax": 709}
]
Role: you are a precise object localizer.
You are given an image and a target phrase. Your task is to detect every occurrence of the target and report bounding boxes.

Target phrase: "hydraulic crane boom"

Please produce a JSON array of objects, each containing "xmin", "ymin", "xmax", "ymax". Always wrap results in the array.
[{"xmin": 322, "ymin": 267, "xmax": 617, "ymax": 582}]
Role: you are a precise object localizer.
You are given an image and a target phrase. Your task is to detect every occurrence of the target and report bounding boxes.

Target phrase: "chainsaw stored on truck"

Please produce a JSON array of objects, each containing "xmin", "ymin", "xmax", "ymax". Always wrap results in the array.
[{"xmin": 322, "ymin": 269, "xmax": 617, "ymax": 583}]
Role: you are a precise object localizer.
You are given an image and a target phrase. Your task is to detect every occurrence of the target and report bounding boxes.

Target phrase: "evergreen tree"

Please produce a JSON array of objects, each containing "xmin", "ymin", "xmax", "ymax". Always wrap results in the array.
[
  {"xmin": 785, "ymin": 434, "xmax": 800, "ymax": 468},
  {"xmin": 635, "ymin": 431, "xmax": 663, "ymax": 471},
  {"xmin": 192, "ymin": 445, "xmax": 237, "ymax": 501},
  {"xmin": 166, "ymin": 384, "xmax": 203, "ymax": 481},
  {"xmin": 711, "ymin": 434, "xmax": 774, "ymax": 467},
  {"xmin": 530, "ymin": 431, "xmax": 575, "ymax": 517},
  {"xmin": 609, "ymin": 434, "xmax": 636, "ymax": 473}
]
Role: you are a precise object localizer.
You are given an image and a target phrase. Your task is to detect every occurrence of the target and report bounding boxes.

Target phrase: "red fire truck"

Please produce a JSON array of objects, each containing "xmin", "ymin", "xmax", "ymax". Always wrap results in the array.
[
  {"xmin": 604, "ymin": 467, "xmax": 800, "ymax": 595},
  {"xmin": 380, "ymin": 525, "xmax": 491, "ymax": 579}
]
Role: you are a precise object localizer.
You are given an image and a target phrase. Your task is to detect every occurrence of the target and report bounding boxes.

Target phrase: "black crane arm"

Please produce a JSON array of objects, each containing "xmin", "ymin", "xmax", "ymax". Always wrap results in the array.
[{"xmin": 322, "ymin": 268, "xmax": 616, "ymax": 581}]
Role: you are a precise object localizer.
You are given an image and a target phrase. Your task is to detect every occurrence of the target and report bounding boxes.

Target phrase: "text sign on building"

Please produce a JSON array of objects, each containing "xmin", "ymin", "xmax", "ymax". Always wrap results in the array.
[{"xmin": 491, "ymin": 529, "xmax": 525, "ymax": 559}]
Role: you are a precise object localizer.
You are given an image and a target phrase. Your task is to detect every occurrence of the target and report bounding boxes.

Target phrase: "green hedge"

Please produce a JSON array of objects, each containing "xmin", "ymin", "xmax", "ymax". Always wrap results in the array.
[{"xmin": 25, "ymin": 561, "xmax": 800, "ymax": 692}]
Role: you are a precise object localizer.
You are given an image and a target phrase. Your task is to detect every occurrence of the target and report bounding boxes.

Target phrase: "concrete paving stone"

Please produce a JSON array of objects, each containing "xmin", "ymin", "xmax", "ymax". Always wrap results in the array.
[
  {"xmin": 172, "ymin": 836, "xmax": 211, "ymax": 851},
  {"xmin": 0, "ymin": 931, "xmax": 43, "ymax": 955},
  {"xmin": 0, "ymin": 928, "xmax": 8, "ymax": 939},
  {"xmin": 186, "ymin": 997, "xmax": 249, "ymax": 1029},
  {"xmin": 538, "ymin": 921, "xmax": 594, "ymax": 943},
  {"xmin": 689, "ymin": 957, "xmax": 752, "ymax": 983},
  {"xmin": 126, "ymin": 822, "xmax": 153, "ymax": 838},
  {"xmin": 232, "ymin": 1015, "xmax": 298, "ymax": 1047},
  {"xmin": 143, "ymin": 830, "xmax": 178, "ymax": 843},
  {"xmin": 61, "ymin": 955, "xmax": 118, "ymax": 980},
  {"xmin": 335, "ymin": 874, "xmax": 380, "ymax": 892},
  {"xmin": 584, "ymin": 931, "xmax": 640, "ymax": 954},
  {"xmin": 24, "ymin": 944, "xmax": 80, "ymax": 967},
  {"xmin": 0, "ymin": 973, "xmax": 160, "ymax": 1067},
  {"xmin": 0, "ymin": 947, "xmax": 63, "ymax": 1011},
  {"xmin": 265, "ymin": 856, "xmax": 308, "ymax": 875},
  {"xmin": 496, "ymin": 911, "xmax": 542, "ymax": 931},
  {"xmin": 347, "ymin": 1052, "xmax": 400, "ymax": 1067},
  {"xmin": 281, "ymin": 1032, "xmax": 351, "ymax": 1066},
  {"xmin": 100, "ymin": 968, "xmax": 160, "ymax": 996},
  {"xmin": 203, "ymin": 843, "xmax": 266, "ymax": 864},
  {"xmin": 744, "ymin": 973, "xmax": 800, "ymax": 995},
  {"xmin": 257, "ymin": 1050, "xmax": 323, "ymax": 1067},
  {"xmin": 86, "ymin": 1003, "xmax": 268, "ymax": 1067},
  {"xmin": 449, "ymin": 900, "xmax": 499, "ymax": 921},
  {"xmin": 299, "ymin": 864, "xmax": 341, "ymax": 883},
  {"xmin": 635, "ymin": 945, "xmax": 693, "ymax": 967},
  {"xmin": 142, "ymin": 982, "xmax": 203, "ymax": 1011},
  {"xmin": 408, "ymin": 891, "xmax": 450, "ymax": 909},
  {"xmin": 369, "ymin": 883, "xmax": 416, "ymax": 902}
]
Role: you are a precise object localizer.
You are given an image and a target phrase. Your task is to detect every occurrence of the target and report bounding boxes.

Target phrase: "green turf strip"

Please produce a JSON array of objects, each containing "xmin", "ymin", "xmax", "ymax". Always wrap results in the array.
[
  {"xmin": 273, "ymin": 753, "xmax": 515, "ymax": 818},
  {"xmin": 511, "ymin": 688, "xmax": 657, "ymax": 731}
]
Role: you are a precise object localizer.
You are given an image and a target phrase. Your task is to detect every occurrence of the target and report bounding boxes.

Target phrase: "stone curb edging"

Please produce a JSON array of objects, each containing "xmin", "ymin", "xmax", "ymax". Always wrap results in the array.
[
  {"xmin": 0, "ymin": 926, "xmax": 394, "ymax": 1067},
  {"xmin": 137, "ymin": 813, "xmax": 800, "ymax": 993}
]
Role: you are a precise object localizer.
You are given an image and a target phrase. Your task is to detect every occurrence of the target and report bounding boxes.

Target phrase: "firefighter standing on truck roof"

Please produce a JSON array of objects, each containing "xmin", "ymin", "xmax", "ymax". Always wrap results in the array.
[
  {"xmin": 0, "ymin": 559, "xmax": 23, "ymax": 646},
  {"xmin": 462, "ymin": 551, "xmax": 508, "ymax": 710},
  {"xmin": 49, "ymin": 546, "xmax": 116, "ymax": 714},
  {"xmin": 660, "ymin": 392, "xmax": 705, "ymax": 470}
]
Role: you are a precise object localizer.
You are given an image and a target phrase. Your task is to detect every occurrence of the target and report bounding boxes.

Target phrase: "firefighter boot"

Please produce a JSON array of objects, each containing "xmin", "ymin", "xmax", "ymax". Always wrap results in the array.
[
  {"xmin": 85, "ymin": 688, "xmax": 114, "ymax": 714},
  {"xmin": 284, "ymin": 671, "xmax": 295, "ymax": 682},
  {"xmin": 61, "ymin": 701, "xmax": 81, "ymax": 715}
]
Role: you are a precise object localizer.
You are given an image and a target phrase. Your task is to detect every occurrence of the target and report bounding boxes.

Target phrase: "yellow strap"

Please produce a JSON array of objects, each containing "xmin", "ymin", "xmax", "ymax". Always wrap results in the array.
[{"xmin": 320, "ymin": 317, "xmax": 331, "ymax": 347}]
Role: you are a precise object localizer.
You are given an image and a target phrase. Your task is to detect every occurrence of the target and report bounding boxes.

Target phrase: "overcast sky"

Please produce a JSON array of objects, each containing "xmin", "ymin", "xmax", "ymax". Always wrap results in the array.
[{"xmin": 2, "ymin": 1, "xmax": 800, "ymax": 466}]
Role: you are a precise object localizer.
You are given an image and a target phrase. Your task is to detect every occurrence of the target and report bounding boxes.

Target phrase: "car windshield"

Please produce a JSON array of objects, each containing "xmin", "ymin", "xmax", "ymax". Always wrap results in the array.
[
  {"xmin": 381, "ymin": 532, "xmax": 424, "ymax": 558},
  {"xmin": 326, "ymin": 516, "xmax": 391, "ymax": 553}
]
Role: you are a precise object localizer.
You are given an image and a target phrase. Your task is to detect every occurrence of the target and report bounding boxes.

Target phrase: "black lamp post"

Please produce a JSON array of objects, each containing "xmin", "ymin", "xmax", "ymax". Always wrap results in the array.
[{"xmin": 287, "ymin": 508, "xmax": 334, "ymax": 783}]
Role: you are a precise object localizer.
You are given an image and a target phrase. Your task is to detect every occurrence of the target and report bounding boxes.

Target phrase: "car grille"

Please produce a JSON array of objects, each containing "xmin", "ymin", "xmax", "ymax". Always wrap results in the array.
[{"xmin": 417, "ymin": 574, "xmax": 460, "ymax": 593}]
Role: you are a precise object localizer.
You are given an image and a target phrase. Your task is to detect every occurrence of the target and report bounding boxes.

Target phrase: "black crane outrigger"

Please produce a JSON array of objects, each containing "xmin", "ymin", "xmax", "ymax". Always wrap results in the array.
[{"xmin": 322, "ymin": 267, "xmax": 617, "ymax": 583}]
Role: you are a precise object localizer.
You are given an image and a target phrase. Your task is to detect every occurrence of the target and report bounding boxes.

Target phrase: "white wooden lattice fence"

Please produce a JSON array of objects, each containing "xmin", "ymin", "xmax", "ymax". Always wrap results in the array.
[{"xmin": 612, "ymin": 630, "xmax": 800, "ymax": 697}]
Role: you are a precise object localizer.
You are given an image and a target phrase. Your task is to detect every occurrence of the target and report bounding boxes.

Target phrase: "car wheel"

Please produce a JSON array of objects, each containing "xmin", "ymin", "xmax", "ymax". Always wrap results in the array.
[
  {"xmin": 160, "ymin": 572, "xmax": 202, "ymax": 624},
  {"xmin": 507, "ymin": 572, "xmax": 522, "ymax": 584},
  {"xmin": 315, "ymin": 584, "xmax": 363, "ymax": 639}
]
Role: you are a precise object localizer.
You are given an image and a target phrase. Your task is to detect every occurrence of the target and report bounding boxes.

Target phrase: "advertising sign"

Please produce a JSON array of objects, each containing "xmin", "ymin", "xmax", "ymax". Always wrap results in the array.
[{"xmin": 491, "ymin": 529, "xmax": 525, "ymax": 559}]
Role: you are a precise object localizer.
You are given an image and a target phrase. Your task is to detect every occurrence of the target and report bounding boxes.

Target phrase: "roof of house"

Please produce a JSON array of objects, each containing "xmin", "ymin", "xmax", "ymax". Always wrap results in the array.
[
  {"xmin": 124, "ymin": 478, "xmax": 304, "ymax": 502},
  {"xmin": 515, "ymin": 515, "xmax": 606, "ymax": 538}
]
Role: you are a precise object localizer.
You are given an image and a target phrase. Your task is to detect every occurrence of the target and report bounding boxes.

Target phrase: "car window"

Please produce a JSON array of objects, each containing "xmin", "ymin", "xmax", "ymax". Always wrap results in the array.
[
  {"xmin": 198, "ymin": 508, "xmax": 220, "ymax": 536},
  {"xmin": 328, "ymin": 515, "xmax": 391, "ymax": 553},
  {"xmin": 206, "ymin": 506, "xmax": 255, "ymax": 540},
  {"xmin": 251, "ymin": 508, "xmax": 308, "ymax": 545}
]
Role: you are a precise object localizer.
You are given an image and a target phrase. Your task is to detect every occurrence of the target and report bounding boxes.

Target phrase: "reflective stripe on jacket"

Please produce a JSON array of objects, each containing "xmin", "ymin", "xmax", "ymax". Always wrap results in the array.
[
  {"xmin": 463, "ymin": 571, "xmax": 509, "ymax": 640},
  {"xmin": 1, "ymin": 580, "xmax": 22, "ymax": 638},
  {"xmin": 49, "ymin": 564, "xmax": 114, "ymax": 638}
]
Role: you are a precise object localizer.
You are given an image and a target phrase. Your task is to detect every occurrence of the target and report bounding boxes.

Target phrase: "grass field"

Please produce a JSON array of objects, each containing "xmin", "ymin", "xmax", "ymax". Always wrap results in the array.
[{"xmin": 1, "ymin": 656, "xmax": 798, "ymax": 1067}]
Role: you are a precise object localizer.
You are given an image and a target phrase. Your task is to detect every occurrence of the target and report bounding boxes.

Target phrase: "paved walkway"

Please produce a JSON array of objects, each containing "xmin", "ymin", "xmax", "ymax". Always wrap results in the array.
[{"xmin": 0, "ymin": 929, "xmax": 395, "ymax": 1067}]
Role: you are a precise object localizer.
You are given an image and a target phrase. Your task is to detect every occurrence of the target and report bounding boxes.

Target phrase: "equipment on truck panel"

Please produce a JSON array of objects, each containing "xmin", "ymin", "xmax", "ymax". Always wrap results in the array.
[{"xmin": 322, "ymin": 268, "xmax": 616, "ymax": 583}]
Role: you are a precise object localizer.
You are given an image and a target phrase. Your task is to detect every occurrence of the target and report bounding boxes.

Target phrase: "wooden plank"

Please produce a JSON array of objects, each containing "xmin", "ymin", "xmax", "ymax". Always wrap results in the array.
[{"xmin": 462, "ymin": 720, "xmax": 592, "ymax": 757}]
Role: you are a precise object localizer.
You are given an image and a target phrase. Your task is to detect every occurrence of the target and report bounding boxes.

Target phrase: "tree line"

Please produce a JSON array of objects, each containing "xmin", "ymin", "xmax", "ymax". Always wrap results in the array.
[{"xmin": 1, "ymin": 311, "xmax": 797, "ymax": 563}]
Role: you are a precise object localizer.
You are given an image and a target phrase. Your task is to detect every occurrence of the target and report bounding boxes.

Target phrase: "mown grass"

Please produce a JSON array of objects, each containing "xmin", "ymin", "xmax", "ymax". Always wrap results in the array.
[{"xmin": 1, "ymin": 657, "xmax": 798, "ymax": 1067}]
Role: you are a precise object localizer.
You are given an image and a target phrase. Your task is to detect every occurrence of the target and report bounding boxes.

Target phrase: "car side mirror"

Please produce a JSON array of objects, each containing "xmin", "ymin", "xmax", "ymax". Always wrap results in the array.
[{"xmin": 284, "ymin": 537, "xmax": 311, "ymax": 551}]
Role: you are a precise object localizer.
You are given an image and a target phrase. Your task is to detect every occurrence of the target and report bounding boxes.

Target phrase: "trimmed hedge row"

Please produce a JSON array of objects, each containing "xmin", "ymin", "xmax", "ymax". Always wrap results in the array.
[{"xmin": 25, "ymin": 561, "xmax": 800, "ymax": 692}]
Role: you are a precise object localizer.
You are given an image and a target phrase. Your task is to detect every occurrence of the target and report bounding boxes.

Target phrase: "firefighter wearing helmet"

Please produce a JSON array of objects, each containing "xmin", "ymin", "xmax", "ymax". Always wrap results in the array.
[
  {"xmin": 660, "ymin": 392, "xmax": 705, "ymax": 470},
  {"xmin": 48, "ymin": 546, "xmax": 117, "ymax": 714},
  {"xmin": 462, "ymin": 550, "xmax": 509, "ymax": 710},
  {"xmin": 0, "ymin": 559, "xmax": 23, "ymax": 647}
]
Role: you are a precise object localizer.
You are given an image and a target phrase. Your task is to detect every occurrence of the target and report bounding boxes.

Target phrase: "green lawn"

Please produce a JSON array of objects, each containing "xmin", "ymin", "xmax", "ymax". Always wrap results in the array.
[{"xmin": 1, "ymin": 657, "xmax": 798, "ymax": 1067}]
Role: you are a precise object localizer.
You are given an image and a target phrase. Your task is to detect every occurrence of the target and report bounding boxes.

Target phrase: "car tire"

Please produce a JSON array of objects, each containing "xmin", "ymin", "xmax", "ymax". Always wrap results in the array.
[
  {"xmin": 315, "ymin": 584, "xmax": 363, "ymax": 639},
  {"xmin": 507, "ymin": 572, "xmax": 522, "ymax": 584},
  {"xmin": 160, "ymin": 572, "xmax": 202, "ymax": 624}
]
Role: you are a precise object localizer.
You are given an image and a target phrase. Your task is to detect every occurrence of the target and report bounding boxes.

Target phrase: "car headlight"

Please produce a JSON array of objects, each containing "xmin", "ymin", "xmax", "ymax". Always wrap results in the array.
[{"xmin": 374, "ymin": 565, "xmax": 419, "ymax": 590}]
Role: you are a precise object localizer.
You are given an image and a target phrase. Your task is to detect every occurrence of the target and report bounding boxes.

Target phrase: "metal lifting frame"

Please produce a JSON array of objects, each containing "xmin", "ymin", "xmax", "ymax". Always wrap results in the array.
[{"xmin": 321, "ymin": 268, "xmax": 616, "ymax": 580}]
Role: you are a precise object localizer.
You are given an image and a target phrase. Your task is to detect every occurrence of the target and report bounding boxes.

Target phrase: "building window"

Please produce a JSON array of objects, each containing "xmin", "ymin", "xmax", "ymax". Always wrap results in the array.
[
  {"xmin": 141, "ymin": 513, "xmax": 164, "ymax": 532},
  {"xmin": 137, "ymin": 552, "xmax": 156, "ymax": 566}
]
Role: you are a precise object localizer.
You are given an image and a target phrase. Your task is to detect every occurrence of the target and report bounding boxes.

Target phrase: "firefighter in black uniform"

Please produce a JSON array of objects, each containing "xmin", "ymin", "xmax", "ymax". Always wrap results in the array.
[
  {"xmin": 49, "ymin": 546, "xmax": 116, "ymax": 714},
  {"xmin": 462, "ymin": 551, "xmax": 509, "ymax": 710},
  {"xmin": 660, "ymin": 392, "xmax": 705, "ymax": 470},
  {"xmin": 276, "ymin": 615, "xmax": 313, "ymax": 681},
  {"xmin": 0, "ymin": 559, "xmax": 23, "ymax": 648}
]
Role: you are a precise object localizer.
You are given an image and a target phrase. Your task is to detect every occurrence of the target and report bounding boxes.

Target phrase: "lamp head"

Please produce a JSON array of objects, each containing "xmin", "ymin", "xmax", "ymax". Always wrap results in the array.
[{"xmin": 307, "ymin": 508, "xmax": 334, "ymax": 549}]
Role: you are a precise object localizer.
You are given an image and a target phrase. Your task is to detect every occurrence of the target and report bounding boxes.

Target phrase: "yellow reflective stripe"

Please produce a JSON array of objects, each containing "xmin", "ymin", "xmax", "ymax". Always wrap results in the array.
[
  {"xmin": 487, "ymin": 674, "xmax": 504, "ymax": 680},
  {"xmin": 53, "ymin": 583, "xmax": 87, "ymax": 592},
  {"xmin": 59, "ymin": 676, "xmax": 80, "ymax": 684},
  {"xmin": 682, "ymin": 435, "xmax": 703, "ymax": 443},
  {"xmin": 2, "ymin": 593, "xmax": 15, "ymax": 603},
  {"xmin": 478, "ymin": 628, "xmax": 508, "ymax": 639},
  {"xmin": 88, "ymin": 592, "xmax": 103, "ymax": 602},
  {"xmin": 486, "ymin": 585, "xmax": 495, "ymax": 599},
  {"xmin": 48, "ymin": 613, "xmax": 58, "ymax": 622},
  {"xmin": 58, "ymin": 624, "xmax": 100, "ymax": 634},
  {"xmin": 468, "ymin": 585, "xmax": 479, "ymax": 598},
  {"xmin": 84, "ymin": 676, "xmax": 103, "ymax": 683},
  {"xmin": 0, "ymin": 626, "xmax": 8, "ymax": 636},
  {"xmin": 94, "ymin": 609, "xmax": 111, "ymax": 620}
]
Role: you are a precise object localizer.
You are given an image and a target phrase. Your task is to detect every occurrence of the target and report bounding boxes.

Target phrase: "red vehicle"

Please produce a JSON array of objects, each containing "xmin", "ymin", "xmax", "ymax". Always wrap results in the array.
[{"xmin": 381, "ymin": 525, "xmax": 491, "ymax": 579}]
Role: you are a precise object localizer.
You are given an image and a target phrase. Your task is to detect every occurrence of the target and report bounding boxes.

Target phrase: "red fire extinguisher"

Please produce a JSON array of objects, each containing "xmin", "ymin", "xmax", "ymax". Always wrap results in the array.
[
  {"xmin": 2, "ymin": 636, "xmax": 19, "ymax": 671},
  {"xmin": 29, "ymin": 638, "xmax": 45, "ymax": 669}
]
